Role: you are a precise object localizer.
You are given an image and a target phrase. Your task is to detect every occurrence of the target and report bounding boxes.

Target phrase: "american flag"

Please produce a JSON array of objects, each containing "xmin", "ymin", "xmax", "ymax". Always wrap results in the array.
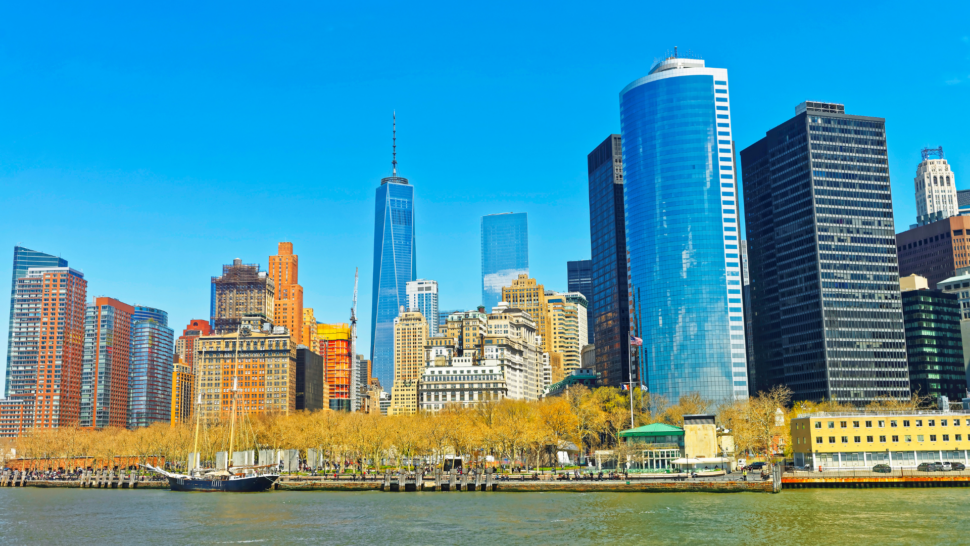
[{"xmin": 629, "ymin": 335, "xmax": 643, "ymax": 347}]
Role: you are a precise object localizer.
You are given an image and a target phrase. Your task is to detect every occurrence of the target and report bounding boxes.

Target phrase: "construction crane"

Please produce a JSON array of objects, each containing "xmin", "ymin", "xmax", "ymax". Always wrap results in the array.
[{"xmin": 349, "ymin": 267, "xmax": 359, "ymax": 410}]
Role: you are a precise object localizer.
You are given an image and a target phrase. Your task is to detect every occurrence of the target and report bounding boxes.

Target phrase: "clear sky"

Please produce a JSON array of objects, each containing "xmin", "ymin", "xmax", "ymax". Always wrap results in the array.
[{"xmin": 2, "ymin": 1, "xmax": 969, "ymax": 388}]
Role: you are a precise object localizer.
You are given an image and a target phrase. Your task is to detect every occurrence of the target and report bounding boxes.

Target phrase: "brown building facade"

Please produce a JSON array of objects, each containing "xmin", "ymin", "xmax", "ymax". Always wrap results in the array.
[
  {"xmin": 897, "ymin": 216, "xmax": 970, "ymax": 289},
  {"xmin": 269, "ymin": 242, "xmax": 304, "ymax": 345},
  {"xmin": 81, "ymin": 297, "xmax": 134, "ymax": 429},
  {"xmin": 175, "ymin": 319, "xmax": 211, "ymax": 374}
]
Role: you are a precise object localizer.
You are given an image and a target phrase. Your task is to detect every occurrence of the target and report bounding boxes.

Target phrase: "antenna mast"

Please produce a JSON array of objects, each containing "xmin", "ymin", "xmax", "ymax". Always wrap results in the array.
[{"xmin": 392, "ymin": 112, "xmax": 397, "ymax": 176}]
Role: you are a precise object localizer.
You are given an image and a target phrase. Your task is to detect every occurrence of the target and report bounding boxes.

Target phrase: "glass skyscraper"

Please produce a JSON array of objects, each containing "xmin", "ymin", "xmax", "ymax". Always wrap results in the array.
[
  {"xmin": 128, "ymin": 306, "xmax": 174, "ymax": 428},
  {"xmin": 5, "ymin": 246, "xmax": 67, "ymax": 397},
  {"xmin": 620, "ymin": 56, "xmax": 748, "ymax": 403},
  {"xmin": 481, "ymin": 212, "xmax": 528, "ymax": 312},
  {"xmin": 587, "ymin": 135, "xmax": 630, "ymax": 388},
  {"xmin": 567, "ymin": 260, "xmax": 594, "ymax": 345},
  {"xmin": 407, "ymin": 279, "xmax": 439, "ymax": 335},
  {"xmin": 370, "ymin": 172, "xmax": 415, "ymax": 391},
  {"xmin": 742, "ymin": 101, "xmax": 908, "ymax": 403}
]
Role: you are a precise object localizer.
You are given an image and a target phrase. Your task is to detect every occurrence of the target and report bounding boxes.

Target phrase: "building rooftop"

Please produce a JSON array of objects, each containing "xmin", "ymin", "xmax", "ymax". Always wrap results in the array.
[
  {"xmin": 794, "ymin": 410, "xmax": 970, "ymax": 419},
  {"xmin": 795, "ymin": 101, "xmax": 845, "ymax": 115},
  {"xmin": 618, "ymin": 423, "xmax": 685, "ymax": 438}
]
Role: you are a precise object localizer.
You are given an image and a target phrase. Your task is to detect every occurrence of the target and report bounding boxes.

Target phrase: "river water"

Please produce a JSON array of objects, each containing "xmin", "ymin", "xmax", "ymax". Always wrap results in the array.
[{"xmin": 1, "ymin": 488, "xmax": 967, "ymax": 544}]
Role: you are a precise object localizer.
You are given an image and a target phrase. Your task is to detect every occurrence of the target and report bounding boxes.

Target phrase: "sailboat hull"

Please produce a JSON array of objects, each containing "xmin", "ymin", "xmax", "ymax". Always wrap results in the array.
[{"xmin": 168, "ymin": 474, "xmax": 278, "ymax": 492}]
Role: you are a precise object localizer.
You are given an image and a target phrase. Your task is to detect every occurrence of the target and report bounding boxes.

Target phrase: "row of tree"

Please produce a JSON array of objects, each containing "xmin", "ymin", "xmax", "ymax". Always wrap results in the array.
[{"xmin": 2, "ymin": 386, "xmax": 934, "ymax": 471}]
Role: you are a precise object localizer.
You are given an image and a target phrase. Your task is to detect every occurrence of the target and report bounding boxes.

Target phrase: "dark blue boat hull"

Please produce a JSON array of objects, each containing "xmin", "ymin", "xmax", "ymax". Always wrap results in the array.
[{"xmin": 168, "ymin": 475, "xmax": 278, "ymax": 492}]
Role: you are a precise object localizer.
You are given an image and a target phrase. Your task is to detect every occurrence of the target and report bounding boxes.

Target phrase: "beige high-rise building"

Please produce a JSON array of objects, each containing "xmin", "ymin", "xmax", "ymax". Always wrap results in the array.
[
  {"xmin": 389, "ymin": 309, "xmax": 428, "ymax": 415},
  {"xmin": 483, "ymin": 303, "xmax": 543, "ymax": 400},
  {"xmin": 501, "ymin": 274, "xmax": 551, "ymax": 354},
  {"xmin": 269, "ymin": 242, "xmax": 304, "ymax": 345},
  {"xmin": 546, "ymin": 292, "xmax": 588, "ymax": 375},
  {"xmin": 915, "ymin": 149, "xmax": 958, "ymax": 226},
  {"xmin": 442, "ymin": 308, "xmax": 488, "ymax": 357},
  {"xmin": 212, "ymin": 259, "xmax": 275, "ymax": 334},
  {"xmin": 193, "ymin": 317, "xmax": 297, "ymax": 421},
  {"xmin": 303, "ymin": 308, "xmax": 318, "ymax": 348}
]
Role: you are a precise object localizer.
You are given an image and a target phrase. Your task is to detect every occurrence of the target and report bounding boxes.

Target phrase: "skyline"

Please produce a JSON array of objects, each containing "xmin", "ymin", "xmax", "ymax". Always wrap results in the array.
[{"xmin": 2, "ymin": 2, "xmax": 970, "ymax": 391}]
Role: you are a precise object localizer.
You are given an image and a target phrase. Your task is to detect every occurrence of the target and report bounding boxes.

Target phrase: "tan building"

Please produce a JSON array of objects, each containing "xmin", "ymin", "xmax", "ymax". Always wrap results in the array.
[
  {"xmin": 269, "ymin": 242, "xmax": 304, "ymax": 345},
  {"xmin": 193, "ymin": 317, "xmax": 297, "ymax": 421},
  {"xmin": 442, "ymin": 309, "xmax": 489, "ymax": 357},
  {"xmin": 484, "ymin": 304, "xmax": 543, "ymax": 400},
  {"xmin": 900, "ymin": 274, "xmax": 929, "ymax": 292},
  {"xmin": 546, "ymin": 293, "xmax": 585, "ymax": 375},
  {"xmin": 212, "ymin": 259, "xmax": 275, "ymax": 334},
  {"xmin": 303, "ymin": 308, "xmax": 318, "ymax": 348},
  {"xmin": 170, "ymin": 360, "xmax": 195, "ymax": 425},
  {"xmin": 502, "ymin": 274, "xmax": 551, "ymax": 355},
  {"xmin": 389, "ymin": 309, "xmax": 428, "ymax": 415},
  {"xmin": 791, "ymin": 410, "xmax": 970, "ymax": 469}
]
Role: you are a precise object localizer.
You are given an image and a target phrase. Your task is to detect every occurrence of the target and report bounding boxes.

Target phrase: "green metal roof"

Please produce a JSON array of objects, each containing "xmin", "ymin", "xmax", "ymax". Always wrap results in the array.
[{"xmin": 618, "ymin": 423, "xmax": 685, "ymax": 438}]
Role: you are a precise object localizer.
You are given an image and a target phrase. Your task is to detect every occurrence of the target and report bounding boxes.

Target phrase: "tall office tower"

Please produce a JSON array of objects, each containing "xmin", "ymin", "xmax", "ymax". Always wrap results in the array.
[
  {"xmin": 192, "ymin": 317, "xmax": 296, "ymax": 420},
  {"xmin": 406, "ymin": 279, "xmax": 439, "ymax": 335},
  {"xmin": 5, "ymin": 246, "xmax": 67, "ymax": 397},
  {"xmin": 175, "ymin": 319, "xmax": 211, "ymax": 373},
  {"xmin": 915, "ymin": 147, "xmax": 957, "ymax": 226},
  {"xmin": 958, "ymin": 190, "xmax": 970, "ymax": 216},
  {"xmin": 269, "ymin": 242, "xmax": 304, "ymax": 344},
  {"xmin": 303, "ymin": 308, "xmax": 318, "ymax": 349},
  {"xmin": 295, "ymin": 347, "xmax": 325, "ymax": 411},
  {"xmin": 586, "ymin": 135, "xmax": 630, "ymax": 388},
  {"xmin": 501, "ymin": 274, "xmax": 551, "ymax": 356},
  {"xmin": 6, "ymin": 267, "xmax": 86, "ymax": 435},
  {"xmin": 897, "ymin": 216, "xmax": 970, "ymax": 288},
  {"xmin": 370, "ymin": 115, "xmax": 415, "ymax": 391},
  {"xmin": 389, "ymin": 309, "xmax": 428, "ymax": 415},
  {"xmin": 743, "ymin": 100, "xmax": 909, "ymax": 403},
  {"xmin": 128, "ymin": 306, "xmax": 174, "ymax": 428},
  {"xmin": 621, "ymin": 55, "xmax": 748, "ymax": 402},
  {"xmin": 546, "ymin": 292, "xmax": 588, "ymax": 375},
  {"xmin": 170, "ymin": 360, "xmax": 194, "ymax": 425},
  {"xmin": 899, "ymin": 276, "xmax": 965, "ymax": 402},
  {"xmin": 481, "ymin": 212, "xmax": 529, "ymax": 312},
  {"xmin": 80, "ymin": 297, "xmax": 134, "ymax": 428},
  {"xmin": 317, "ymin": 323, "xmax": 352, "ymax": 411},
  {"xmin": 566, "ymin": 260, "xmax": 594, "ymax": 344},
  {"xmin": 936, "ymin": 273, "xmax": 970, "ymax": 389},
  {"xmin": 351, "ymin": 353, "xmax": 367, "ymax": 412},
  {"xmin": 211, "ymin": 258, "xmax": 275, "ymax": 335}
]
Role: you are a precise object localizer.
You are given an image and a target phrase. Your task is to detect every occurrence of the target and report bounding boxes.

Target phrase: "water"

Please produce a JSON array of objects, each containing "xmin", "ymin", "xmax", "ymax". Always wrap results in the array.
[{"xmin": 1, "ymin": 488, "xmax": 967, "ymax": 544}]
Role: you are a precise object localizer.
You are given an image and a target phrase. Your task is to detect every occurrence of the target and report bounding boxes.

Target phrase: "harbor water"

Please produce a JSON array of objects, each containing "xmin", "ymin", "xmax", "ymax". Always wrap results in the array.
[{"xmin": 1, "ymin": 488, "xmax": 967, "ymax": 544}]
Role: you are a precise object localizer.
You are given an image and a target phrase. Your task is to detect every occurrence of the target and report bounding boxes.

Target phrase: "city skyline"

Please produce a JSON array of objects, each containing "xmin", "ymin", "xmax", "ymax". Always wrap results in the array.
[{"xmin": 1, "ymin": 4, "xmax": 969, "ymax": 392}]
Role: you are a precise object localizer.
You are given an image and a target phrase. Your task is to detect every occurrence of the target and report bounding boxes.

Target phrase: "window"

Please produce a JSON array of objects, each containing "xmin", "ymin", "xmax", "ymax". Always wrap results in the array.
[
  {"xmin": 957, "ymin": 435, "xmax": 963, "ymax": 441},
  {"xmin": 853, "ymin": 421, "xmax": 860, "ymax": 428},
  {"xmin": 929, "ymin": 435, "xmax": 936, "ymax": 441},
  {"xmin": 878, "ymin": 420, "xmax": 885, "ymax": 428},
  {"xmin": 814, "ymin": 421, "xmax": 821, "ymax": 429},
  {"xmin": 853, "ymin": 436, "xmax": 861, "ymax": 443},
  {"xmin": 867, "ymin": 436, "xmax": 873, "ymax": 442},
  {"xmin": 917, "ymin": 435, "xmax": 924, "ymax": 442},
  {"xmin": 928, "ymin": 420, "xmax": 935, "ymax": 427},
  {"xmin": 828, "ymin": 421, "xmax": 835, "ymax": 429},
  {"xmin": 840, "ymin": 421, "xmax": 847, "ymax": 428},
  {"xmin": 890, "ymin": 420, "xmax": 897, "ymax": 427},
  {"xmin": 905, "ymin": 435, "xmax": 912, "ymax": 442},
  {"xmin": 841, "ymin": 436, "xmax": 848, "ymax": 443},
  {"xmin": 816, "ymin": 437, "xmax": 823, "ymax": 444},
  {"xmin": 865, "ymin": 421, "xmax": 872, "ymax": 428},
  {"xmin": 942, "ymin": 419, "xmax": 948, "ymax": 427},
  {"xmin": 889, "ymin": 435, "xmax": 896, "ymax": 442},
  {"xmin": 943, "ymin": 434, "xmax": 949, "ymax": 441},
  {"xmin": 903, "ymin": 420, "xmax": 910, "ymax": 427},
  {"xmin": 916, "ymin": 420, "xmax": 923, "ymax": 427},
  {"xmin": 829, "ymin": 437, "xmax": 836, "ymax": 444}
]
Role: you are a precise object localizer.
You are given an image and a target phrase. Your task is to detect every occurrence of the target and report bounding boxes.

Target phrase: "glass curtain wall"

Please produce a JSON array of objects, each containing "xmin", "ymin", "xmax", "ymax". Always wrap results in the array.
[{"xmin": 481, "ymin": 213, "xmax": 529, "ymax": 312}]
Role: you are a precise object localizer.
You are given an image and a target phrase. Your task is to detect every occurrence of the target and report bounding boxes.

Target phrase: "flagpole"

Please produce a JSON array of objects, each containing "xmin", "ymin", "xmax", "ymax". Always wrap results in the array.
[{"xmin": 628, "ymin": 336, "xmax": 635, "ymax": 429}]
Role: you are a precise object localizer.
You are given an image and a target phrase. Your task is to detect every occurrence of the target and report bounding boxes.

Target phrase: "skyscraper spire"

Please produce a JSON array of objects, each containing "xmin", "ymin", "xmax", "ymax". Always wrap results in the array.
[{"xmin": 392, "ymin": 111, "xmax": 397, "ymax": 176}]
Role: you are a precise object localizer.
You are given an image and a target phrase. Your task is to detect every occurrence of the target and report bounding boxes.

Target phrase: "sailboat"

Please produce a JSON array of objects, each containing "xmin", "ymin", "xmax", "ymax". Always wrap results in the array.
[{"xmin": 146, "ymin": 374, "xmax": 279, "ymax": 492}]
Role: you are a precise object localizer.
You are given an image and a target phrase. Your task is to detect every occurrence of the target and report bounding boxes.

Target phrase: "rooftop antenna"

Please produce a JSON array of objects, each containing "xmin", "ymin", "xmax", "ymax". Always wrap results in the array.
[
  {"xmin": 392, "ymin": 111, "xmax": 398, "ymax": 176},
  {"xmin": 921, "ymin": 146, "xmax": 944, "ymax": 161},
  {"xmin": 674, "ymin": 46, "xmax": 678, "ymax": 58}
]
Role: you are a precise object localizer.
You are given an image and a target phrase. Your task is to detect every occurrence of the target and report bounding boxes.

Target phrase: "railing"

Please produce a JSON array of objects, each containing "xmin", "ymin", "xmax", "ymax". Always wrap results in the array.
[{"xmin": 797, "ymin": 410, "xmax": 970, "ymax": 418}]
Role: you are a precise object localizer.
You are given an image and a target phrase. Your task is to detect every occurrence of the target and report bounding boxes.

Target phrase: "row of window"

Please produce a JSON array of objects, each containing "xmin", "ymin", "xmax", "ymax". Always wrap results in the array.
[
  {"xmin": 814, "ymin": 434, "xmax": 961, "ymax": 444},
  {"xmin": 810, "ymin": 418, "xmax": 969, "ymax": 429}
]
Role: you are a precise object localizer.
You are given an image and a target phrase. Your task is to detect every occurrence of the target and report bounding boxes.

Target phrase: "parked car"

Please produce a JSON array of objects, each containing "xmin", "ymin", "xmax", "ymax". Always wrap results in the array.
[
  {"xmin": 951, "ymin": 463, "xmax": 966, "ymax": 471},
  {"xmin": 918, "ymin": 462, "xmax": 945, "ymax": 472},
  {"xmin": 941, "ymin": 462, "xmax": 953, "ymax": 471},
  {"xmin": 745, "ymin": 462, "xmax": 767, "ymax": 471},
  {"xmin": 871, "ymin": 464, "xmax": 892, "ymax": 473}
]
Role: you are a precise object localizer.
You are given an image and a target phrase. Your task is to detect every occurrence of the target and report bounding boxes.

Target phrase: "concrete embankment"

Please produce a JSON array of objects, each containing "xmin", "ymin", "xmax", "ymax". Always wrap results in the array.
[
  {"xmin": 273, "ymin": 476, "xmax": 773, "ymax": 493},
  {"xmin": 784, "ymin": 475, "xmax": 970, "ymax": 488}
]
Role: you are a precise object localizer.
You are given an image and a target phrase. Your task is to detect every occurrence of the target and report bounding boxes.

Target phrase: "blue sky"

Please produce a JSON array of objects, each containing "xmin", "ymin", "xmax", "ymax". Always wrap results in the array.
[{"xmin": 2, "ymin": 1, "xmax": 969, "ymax": 387}]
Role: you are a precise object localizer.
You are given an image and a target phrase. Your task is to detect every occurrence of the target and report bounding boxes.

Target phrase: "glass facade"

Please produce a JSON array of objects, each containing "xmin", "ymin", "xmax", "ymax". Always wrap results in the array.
[
  {"xmin": 567, "ymin": 259, "xmax": 594, "ymax": 344},
  {"xmin": 128, "ymin": 306, "xmax": 174, "ymax": 428},
  {"xmin": 5, "ymin": 246, "xmax": 67, "ymax": 396},
  {"xmin": 370, "ymin": 176, "xmax": 415, "ymax": 391},
  {"xmin": 407, "ymin": 279, "xmax": 439, "ymax": 335},
  {"xmin": 742, "ymin": 102, "xmax": 908, "ymax": 403},
  {"xmin": 481, "ymin": 212, "xmax": 529, "ymax": 312},
  {"xmin": 620, "ymin": 58, "xmax": 748, "ymax": 403},
  {"xmin": 901, "ymin": 289, "xmax": 965, "ymax": 402},
  {"xmin": 587, "ymin": 135, "xmax": 630, "ymax": 387}
]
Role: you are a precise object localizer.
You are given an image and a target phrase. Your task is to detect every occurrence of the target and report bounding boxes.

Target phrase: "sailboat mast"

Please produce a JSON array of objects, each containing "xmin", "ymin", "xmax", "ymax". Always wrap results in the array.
[
  {"xmin": 192, "ymin": 392, "xmax": 202, "ymax": 470},
  {"xmin": 228, "ymin": 376, "xmax": 237, "ymax": 471}
]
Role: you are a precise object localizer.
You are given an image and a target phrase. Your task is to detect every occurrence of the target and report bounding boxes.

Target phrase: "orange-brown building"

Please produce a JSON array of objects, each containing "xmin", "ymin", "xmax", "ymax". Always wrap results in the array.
[
  {"xmin": 6, "ymin": 266, "xmax": 87, "ymax": 436},
  {"xmin": 80, "ymin": 297, "xmax": 134, "ymax": 429},
  {"xmin": 175, "ymin": 319, "xmax": 212, "ymax": 373},
  {"xmin": 317, "ymin": 323, "xmax": 352, "ymax": 409},
  {"xmin": 269, "ymin": 242, "xmax": 304, "ymax": 345},
  {"xmin": 170, "ymin": 360, "xmax": 195, "ymax": 425},
  {"xmin": 897, "ymin": 215, "xmax": 970, "ymax": 288}
]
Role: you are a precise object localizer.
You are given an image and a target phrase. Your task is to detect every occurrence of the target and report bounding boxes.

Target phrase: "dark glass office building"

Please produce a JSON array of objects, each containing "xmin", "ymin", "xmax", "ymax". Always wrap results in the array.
[
  {"xmin": 621, "ymin": 57, "xmax": 749, "ymax": 403},
  {"xmin": 567, "ymin": 259, "xmax": 594, "ymax": 344},
  {"xmin": 587, "ymin": 134, "xmax": 630, "ymax": 388},
  {"xmin": 5, "ymin": 246, "xmax": 68, "ymax": 397},
  {"xmin": 296, "ymin": 347, "xmax": 324, "ymax": 411},
  {"xmin": 901, "ymin": 289, "xmax": 965, "ymax": 402},
  {"xmin": 742, "ymin": 101, "xmax": 909, "ymax": 404},
  {"xmin": 128, "ymin": 305, "xmax": 174, "ymax": 428}
]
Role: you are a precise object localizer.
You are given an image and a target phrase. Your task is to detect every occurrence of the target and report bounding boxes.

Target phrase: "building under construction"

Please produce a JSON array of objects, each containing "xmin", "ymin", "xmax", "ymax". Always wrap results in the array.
[
  {"xmin": 317, "ymin": 323, "xmax": 352, "ymax": 411},
  {"xmin": 211, "ymin": 259, "xmax": 275, "ymax": 335}
]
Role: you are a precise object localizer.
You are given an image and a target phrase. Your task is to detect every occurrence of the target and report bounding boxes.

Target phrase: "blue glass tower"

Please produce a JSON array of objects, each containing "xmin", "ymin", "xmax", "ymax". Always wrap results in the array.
[
  {"xmin": 481, "ymin": 213, "xmax": 529, "ymax": 312},
  {"xmin": 5, "ymin": 246, "xmax": 68, "ymax": 397},
  {"xmin": 370, "ymin": 116, "xmax": 415, "ymax": 391},
  {"xmin": 128, "ymin": 306, "xmax": 174, "ymax": 428},
  {"xmin": 620, "ymin": 55, "xmax": 748, "ymax": 403}
]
